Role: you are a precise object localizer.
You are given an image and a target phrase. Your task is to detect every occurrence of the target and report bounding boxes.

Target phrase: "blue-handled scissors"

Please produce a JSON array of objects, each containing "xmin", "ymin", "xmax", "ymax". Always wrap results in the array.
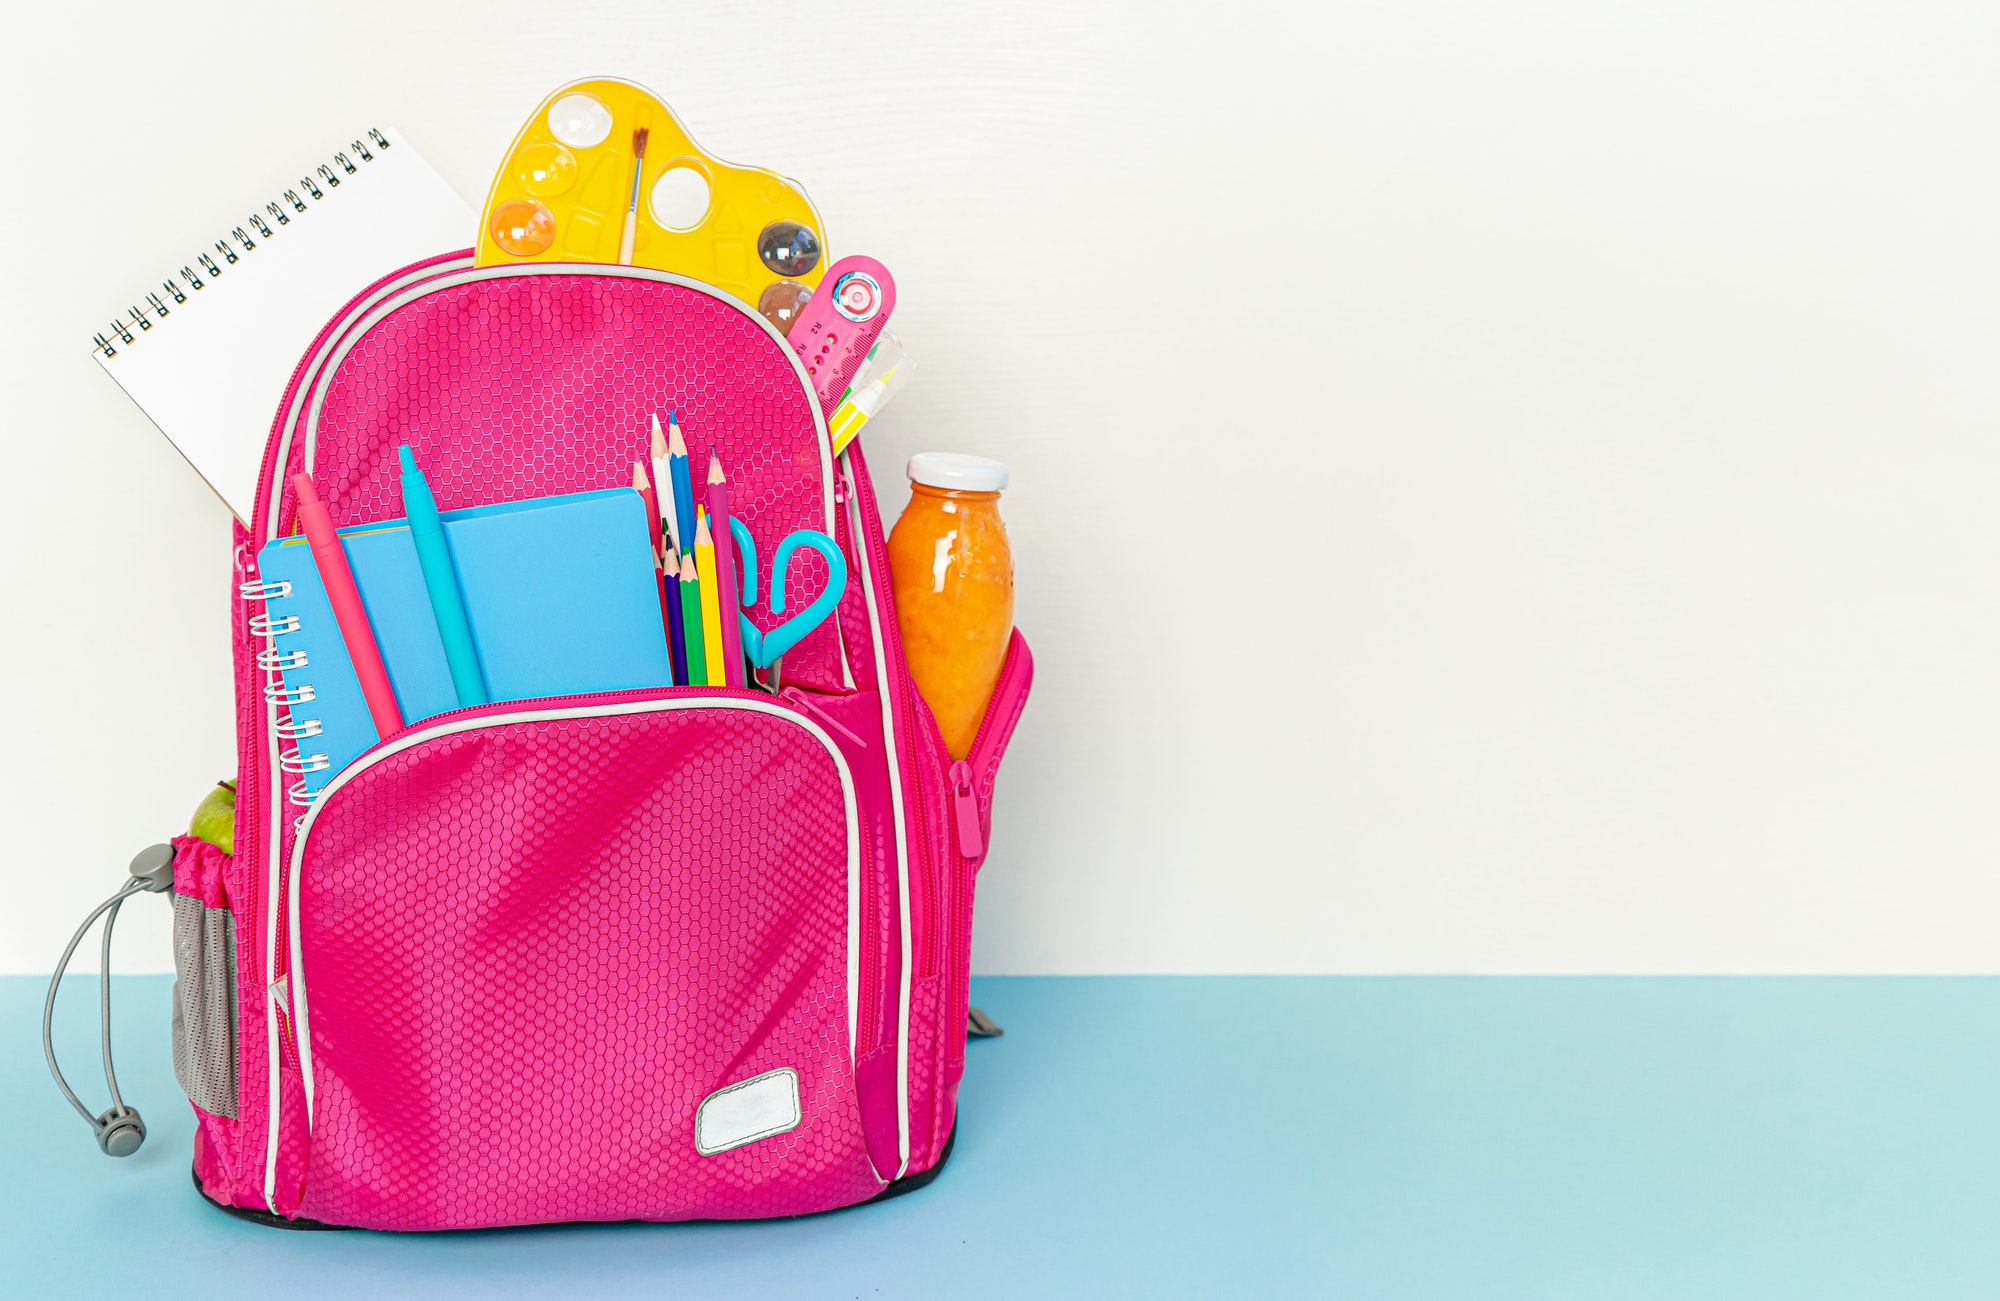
[{"xmin": 728, "ymin": 519, "xmax": 848, "ymax": 670}]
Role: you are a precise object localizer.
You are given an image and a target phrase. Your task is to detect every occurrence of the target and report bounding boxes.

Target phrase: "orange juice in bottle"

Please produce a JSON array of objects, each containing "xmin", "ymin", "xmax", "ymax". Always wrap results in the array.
[{"xmin": 887, "ymin": 454, "xmax": 1014, "ymax": 759}]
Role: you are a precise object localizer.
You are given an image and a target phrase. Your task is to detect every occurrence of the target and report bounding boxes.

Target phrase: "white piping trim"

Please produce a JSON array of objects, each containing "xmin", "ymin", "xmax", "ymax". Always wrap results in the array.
[
  {"xmin": 284, "ymin": 696, "xmax": 861, "ymax": 1127},
  {"xmin": 260, "ymin": 671, "xmax": 284, "ymax": 1213},
  {"xmin": 260, "ymin": 702, "xmax": 283, "ymax": 1212},
  {"xmin": 262, "ymin": 258, "xmax": 473, "ymax": 540},
  {"xmin": 300, "ymin": 265, "xmax": 835, "ymax": 544},
  {"xmin": 259, "ymin": 256, "xmax": 469, "ymax": 1214},
  {"xmin": 843, "ymin": 451, "xmax": 913, "ymax": 1180},
  {"xmin": 836, "ymin": 609, "xmax": 855, "ymax": 690},
  {"xmin": 257, "ymin": 260, "xmax": 835, "ymax": 1206}
]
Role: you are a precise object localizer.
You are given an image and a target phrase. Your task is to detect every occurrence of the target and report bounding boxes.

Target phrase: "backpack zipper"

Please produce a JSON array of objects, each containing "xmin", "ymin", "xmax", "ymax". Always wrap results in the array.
[
  {"xmin": 249, "ymin": 250, "xmax": 475, "ymax": 1215},
  {"xmin": 819, "ymin": 470, "xmax": 889, "ymax": 1070},
  {"xmin": 841, "ymin": 448, "xmax": 924, "ymax": 1177},
  {"xmin": 255, "ymin": 260, "xmax": 849, "ymax": 1208},
  {"xmin": 850, "ymin": 465, "xmax": 936, "ymax": 935},
  {"xmin": 947, "ymin": 761, "xmax": 985, "ymax": 860},
  {"xmin": 778, "ymin": 681, "xmax": 883, "ymax": 1098},
  {"xmin": 282, "ymin": 688, "xmax": 865, "ymax": 1127},
  {"xmin": 945, "ymin": 634, "xmax": 1023, "ymax": 866}
]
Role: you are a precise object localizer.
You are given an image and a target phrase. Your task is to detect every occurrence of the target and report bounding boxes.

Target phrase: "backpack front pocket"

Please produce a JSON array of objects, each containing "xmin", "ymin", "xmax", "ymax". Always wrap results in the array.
[{"xmin": 284, "ymin": 694, "xmax": 883, "ymax": 1229}]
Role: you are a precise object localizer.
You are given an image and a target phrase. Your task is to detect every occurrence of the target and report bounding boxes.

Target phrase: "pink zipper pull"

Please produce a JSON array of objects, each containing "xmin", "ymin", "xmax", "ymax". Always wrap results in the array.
[
  {"xmin": 949, "ymin": 760, "xmax": 984, "ymax": 858},
  {"xmin": 786, "ymin": 690, "xmax": 868, "ymax": 749}
]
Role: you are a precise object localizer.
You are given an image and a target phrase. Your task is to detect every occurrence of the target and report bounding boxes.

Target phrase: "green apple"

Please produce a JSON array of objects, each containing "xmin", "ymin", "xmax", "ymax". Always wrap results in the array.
[{"xmin": 188, "ymin": 779, "xmax": 237, "ymax": 855}]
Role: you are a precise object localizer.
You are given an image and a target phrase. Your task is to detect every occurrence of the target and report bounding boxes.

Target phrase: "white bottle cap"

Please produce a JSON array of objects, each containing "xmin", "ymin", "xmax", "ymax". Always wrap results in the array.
[{"xmin": 907, "ymin": 452, "xmax": 1009, "ymax": 492}]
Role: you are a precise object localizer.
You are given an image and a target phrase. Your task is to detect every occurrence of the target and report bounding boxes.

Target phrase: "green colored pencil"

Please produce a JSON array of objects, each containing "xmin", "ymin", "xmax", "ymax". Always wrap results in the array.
[{"xmin": 678, "ymin": 551, "xmax": 707, "ymax": 687}]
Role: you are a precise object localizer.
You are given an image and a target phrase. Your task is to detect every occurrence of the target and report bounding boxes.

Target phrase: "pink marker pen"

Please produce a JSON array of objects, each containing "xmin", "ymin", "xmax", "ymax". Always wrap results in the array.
[{"xmin": 291, "ymin": 472, "xmax": 404, "ymax": 741}]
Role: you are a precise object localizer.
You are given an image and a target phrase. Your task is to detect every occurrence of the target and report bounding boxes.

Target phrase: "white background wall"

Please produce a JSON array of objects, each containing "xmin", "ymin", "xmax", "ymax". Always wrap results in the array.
[{"xmin": 4, "ymin": 1, "xmax": 1996, "ymax": 974}]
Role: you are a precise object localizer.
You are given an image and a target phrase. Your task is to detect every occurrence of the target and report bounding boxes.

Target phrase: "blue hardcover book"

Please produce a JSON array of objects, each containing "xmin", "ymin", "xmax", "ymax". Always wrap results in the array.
[{"xmin": 256, "ymin": 487, "xmax": 672, "ymax": 793}]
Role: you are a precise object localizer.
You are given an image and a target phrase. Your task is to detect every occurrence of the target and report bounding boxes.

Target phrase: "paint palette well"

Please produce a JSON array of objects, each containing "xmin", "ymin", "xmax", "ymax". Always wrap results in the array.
[{"xmin": 474, "ymin": 77, "xmax": 829, "ymax": 311}]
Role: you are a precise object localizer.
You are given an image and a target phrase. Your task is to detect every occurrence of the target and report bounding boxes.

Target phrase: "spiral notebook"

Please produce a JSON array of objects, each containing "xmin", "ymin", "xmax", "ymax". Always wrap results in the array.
[
  {"xmin": 255, "ymin": 488, "xmax": 674, "ymax": 797},
  {"xmin": 92, "ymin": 128, "xmax": 474, "ymax": 523}
]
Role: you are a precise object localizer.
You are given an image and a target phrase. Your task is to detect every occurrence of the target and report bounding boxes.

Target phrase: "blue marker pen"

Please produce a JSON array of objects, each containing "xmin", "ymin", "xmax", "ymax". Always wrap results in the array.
[{"xmin": 398, "ymin": 445, "xmax": 488, "ymax": 707}]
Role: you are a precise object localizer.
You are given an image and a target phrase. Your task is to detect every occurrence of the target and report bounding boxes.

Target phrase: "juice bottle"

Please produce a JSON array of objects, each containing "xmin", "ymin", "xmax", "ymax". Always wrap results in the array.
[{"xmin": 887, "ymin": 454, "xmax": 1014, "ymax": 760}]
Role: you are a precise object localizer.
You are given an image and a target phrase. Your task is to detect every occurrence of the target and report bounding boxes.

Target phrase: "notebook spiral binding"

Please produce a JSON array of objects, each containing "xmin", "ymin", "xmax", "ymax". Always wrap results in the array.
[
  {"xmin": 93, "ymin": 129, "xmax": 394, "ymax": 360},
  {"xmin": 243, "ymin": 575, "xmax": 329, "ymax": 826}
]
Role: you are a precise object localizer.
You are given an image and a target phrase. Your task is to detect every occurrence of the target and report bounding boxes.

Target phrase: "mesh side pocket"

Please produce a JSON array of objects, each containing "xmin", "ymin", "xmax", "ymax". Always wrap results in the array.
[{"xmin": 171, "ymin": 894, "xmax": 238, "ymax": 1118}]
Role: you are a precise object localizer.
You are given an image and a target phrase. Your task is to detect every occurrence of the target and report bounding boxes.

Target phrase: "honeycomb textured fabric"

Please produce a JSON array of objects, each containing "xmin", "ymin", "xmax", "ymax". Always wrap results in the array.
[
  {"xmin": 198, "ymin": 256, "xmax": 1036, "ymax": 1226},
  {"xmin": 293, "ymin": 706, "xmax": 879, "ymax": 1229},
  {"xmin": 269, "ymin": 271, "xmax": 845, "ymax": 694}
]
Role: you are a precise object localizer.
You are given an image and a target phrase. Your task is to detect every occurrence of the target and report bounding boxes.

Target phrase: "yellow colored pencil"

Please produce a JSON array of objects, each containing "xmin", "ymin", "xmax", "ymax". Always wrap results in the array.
[
  {"xmin": 693, "ymin": 508, "xmax": 728, "ymax": 686},
  {"xmin": 678, "ymin": 550, "xmax": 706, "ymax": 687}
]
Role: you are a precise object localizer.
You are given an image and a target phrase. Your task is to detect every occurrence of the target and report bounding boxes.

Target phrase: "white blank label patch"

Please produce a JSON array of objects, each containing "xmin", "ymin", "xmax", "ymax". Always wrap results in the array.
[{"xmin": 695, "ymin": 1068, "xmax": 802, "ymax": 1155}]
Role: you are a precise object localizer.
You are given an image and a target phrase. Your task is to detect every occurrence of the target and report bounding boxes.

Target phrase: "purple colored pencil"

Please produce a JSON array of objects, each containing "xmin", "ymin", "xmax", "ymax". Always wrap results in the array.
[
  {"xmin": 705, "ymin": 449, "xmax": 747, "ymax": 689},
  {"xmin": 663, "ymin": 545, "xmax": 689, "ymax": 685}
]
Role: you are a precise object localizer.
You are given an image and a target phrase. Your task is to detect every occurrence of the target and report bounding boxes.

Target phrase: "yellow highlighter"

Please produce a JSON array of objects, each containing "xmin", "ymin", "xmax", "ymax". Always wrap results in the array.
[{"xmin": 693, "ymin": 507, "xmax": 728, "ymax": 687}]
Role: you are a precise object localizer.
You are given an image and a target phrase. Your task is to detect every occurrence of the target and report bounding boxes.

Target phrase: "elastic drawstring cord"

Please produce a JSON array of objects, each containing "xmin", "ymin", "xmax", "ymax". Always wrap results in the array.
[{"xmin": 43, "ymin": 845, "xmax": 174, "ymax": 1154}]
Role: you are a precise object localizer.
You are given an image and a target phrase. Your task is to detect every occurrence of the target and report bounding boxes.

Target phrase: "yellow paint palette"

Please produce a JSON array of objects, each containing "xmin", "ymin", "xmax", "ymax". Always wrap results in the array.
[{"xmin": 475, "ymin": 78, "xmax": 829, "ymax": 316}]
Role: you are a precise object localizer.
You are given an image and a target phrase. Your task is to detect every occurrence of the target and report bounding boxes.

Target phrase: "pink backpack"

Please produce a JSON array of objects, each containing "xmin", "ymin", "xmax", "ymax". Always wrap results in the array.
[{"xmin": 48, "ymin": 252, "xmax": 1032, "ymax": 1229}]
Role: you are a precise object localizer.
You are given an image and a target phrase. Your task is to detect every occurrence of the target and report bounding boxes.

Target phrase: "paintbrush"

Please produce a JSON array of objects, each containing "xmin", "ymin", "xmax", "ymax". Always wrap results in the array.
[{"xmin": 619, "ymin": 127, "xmax": 649, "ymax": 263}]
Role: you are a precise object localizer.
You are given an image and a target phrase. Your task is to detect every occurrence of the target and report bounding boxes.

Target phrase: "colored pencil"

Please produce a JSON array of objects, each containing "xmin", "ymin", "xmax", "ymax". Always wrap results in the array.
[
  {"xmin": 678, "ymin": 551, "xmax": 707, "ymax": 688},
  {"xmin": 693, "ymin": 508, "xmax": 728, "ymax": 686},
  {"xmin": 630, "ymin": 461, "xmax": 678, "ymax": 664},
  {"xmin": 662, "ymin": 544, "xmax": 688, "ymax": 686},
  {"xmin": 705, "ymin": 450, "xmax": 747, "ymax": 688},
  {"xmin": 666, "ymin": 412, "xmax": 698, "ymax": 571},
  {"xmin": 633, "ymin": 461, "xmax": 662, "ymax": 563},
  {"xmin": 650, "ymin": 412, "xmax": 681, "ymax": 558},
  {"xmin": 290, "ymin": 472, "xmax": 404, "ymax": 740}
]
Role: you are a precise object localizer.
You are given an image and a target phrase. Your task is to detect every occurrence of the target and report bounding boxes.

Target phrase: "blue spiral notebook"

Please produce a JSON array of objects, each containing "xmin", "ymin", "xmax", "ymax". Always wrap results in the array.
[{"xmin": 256, "ymin": 487, "xmax": 672, "ymax": 793}]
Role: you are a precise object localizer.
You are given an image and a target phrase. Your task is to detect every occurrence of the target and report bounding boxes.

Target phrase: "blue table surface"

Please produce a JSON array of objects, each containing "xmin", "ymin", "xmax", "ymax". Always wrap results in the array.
[{"xmin": 9, "ymin": 975, "xmax": 1999, "ymax": 1298}]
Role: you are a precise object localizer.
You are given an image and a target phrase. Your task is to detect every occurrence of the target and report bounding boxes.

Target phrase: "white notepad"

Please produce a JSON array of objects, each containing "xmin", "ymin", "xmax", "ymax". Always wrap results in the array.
[{"xmin": 92, "ymin": 127, "xmax": 474, "ymax": 522}]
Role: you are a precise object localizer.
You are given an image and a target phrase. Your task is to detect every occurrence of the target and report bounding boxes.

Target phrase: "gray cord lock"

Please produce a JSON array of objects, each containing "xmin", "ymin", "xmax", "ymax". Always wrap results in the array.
[
  {"xmin": 44, "ymin": 844, "xmax": 176, "ymax": 1158},
  {"xmin": 96, "ymin": 1106, "xmax": 147, "ymax": 1158},
  {"xmin": 128, "ymin": 843, "xmax": 175, "ymax": 894}
]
